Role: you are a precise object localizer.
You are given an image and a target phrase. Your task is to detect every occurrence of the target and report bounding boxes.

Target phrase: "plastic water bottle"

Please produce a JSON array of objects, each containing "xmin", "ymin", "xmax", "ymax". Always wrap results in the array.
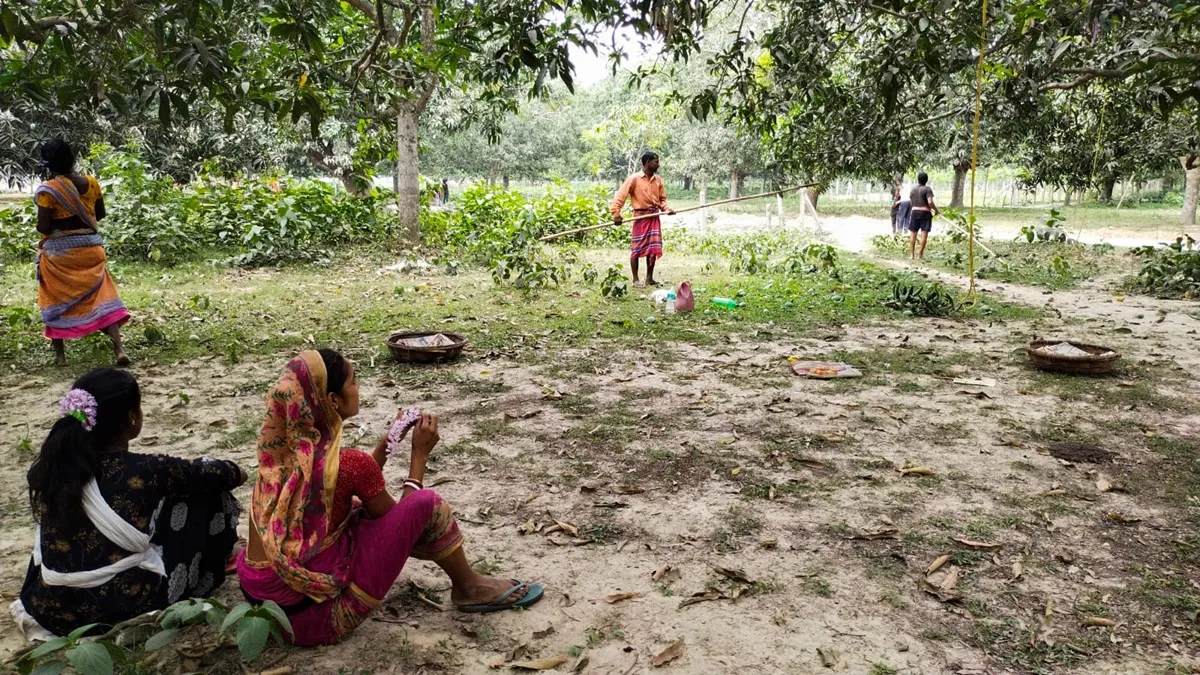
[
  {"xmin": 712, "ymin": 297, "xmax": 738, "ymax": 309},
  {"xmin": 665, "ymin": 292, "xmax": 676, "ymax": 314}
]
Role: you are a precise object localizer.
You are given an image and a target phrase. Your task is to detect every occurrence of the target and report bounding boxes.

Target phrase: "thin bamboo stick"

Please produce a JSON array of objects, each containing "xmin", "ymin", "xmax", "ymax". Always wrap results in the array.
[{"xmin": 538, "ymin": 183, "xmax": 820, "ymax": 242}]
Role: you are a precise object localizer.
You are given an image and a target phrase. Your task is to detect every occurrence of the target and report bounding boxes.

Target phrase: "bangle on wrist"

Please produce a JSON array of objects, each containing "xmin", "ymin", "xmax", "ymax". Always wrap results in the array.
[{"xmin": 403, "ymin": 479, "xmax": 423, "ymax": 492}]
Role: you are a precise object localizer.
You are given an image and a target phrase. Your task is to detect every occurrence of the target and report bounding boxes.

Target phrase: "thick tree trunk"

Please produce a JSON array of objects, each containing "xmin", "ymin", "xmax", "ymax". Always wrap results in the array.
[
  {"xmin": 683, "ymin": 176, "xmax": 693, "ymax": 191},
  {"xmin": 950, "ymin": 161, "xmax": 969, "ymax": 208},
  {"xmin": 699, "ymin": 174, "xmax": 708, "ymax": 205},
  {"xmin": 502, "ymin": 175, "xmax": 510, "ymax": 190},
  {"xmin": 395, "ymin": 103, "xmax": 421, "ymax": 243},
  {"xmin": 1163, "ymin": 171, "xmax": 1177, "ymax": 192},
  {"xmin": 1182, "ymin": 156, "xmax": 1200, "ymax": 226},
  {"xmin": 730, "ymin": 169, "xmax": 742, "ymax": 199},
  {"xmin": 1100, "ymin": 176, "xmax": 1116, "ymax": 203},
  {"xmin": 1063, "ymin": 189, "xmax": 1072, "ymax": 207},
  {"xmin": 807, "ymin": 186, "xmax": 820, "ymax": 211}
]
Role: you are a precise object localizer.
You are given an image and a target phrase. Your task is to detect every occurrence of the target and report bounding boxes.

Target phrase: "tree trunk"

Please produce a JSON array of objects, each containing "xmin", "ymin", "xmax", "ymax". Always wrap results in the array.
[
  {"xmin": 1182, "ymin": 156, "xmax": 1200, "ymax": 226},
  {"xmin": 807, "ymin": 186, "xmax": 820, "ymax": 211},
  {"xmin": 1163, "ymin": 171, "xmax": 1177, "ymax": 192},
  {"xmin": 1063, "ymin": 189, "xmax": 1072, "ymax": 207},
  {"xmin": 699, "ymin": 175, "xmax": 708, "ymax": 205},
  {"xmin": 683, "ymin": 176, "xmax": 693, "ymax": 191},
  {"xmin": 950, "ymin": 161, "xmax": 969, "ymax": 208},
  {"xmin": 1100, "ymin": 176, "xmax": 1116, "ymax": 203},
  {"xmin": 502, "ymin": 175, "xmax": 510, "ymax": 190},
  {"xmin": 395, "ymin": 103, "xmax": 421, "ymax": 243},
  {"xmin": 730, "ymin": 169, "xmax": 742, "ymax": 199}
]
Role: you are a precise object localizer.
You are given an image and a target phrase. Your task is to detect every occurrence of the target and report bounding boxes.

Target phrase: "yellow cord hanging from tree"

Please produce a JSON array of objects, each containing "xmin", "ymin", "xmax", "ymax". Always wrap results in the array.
[{"xmin": 967, "ymin": 0, "xmax": 990, "ymax": 296}]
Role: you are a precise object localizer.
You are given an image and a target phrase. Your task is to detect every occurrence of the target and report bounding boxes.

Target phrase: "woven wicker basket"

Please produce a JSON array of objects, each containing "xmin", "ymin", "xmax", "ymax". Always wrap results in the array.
[
  {"xmin": 1026, "ymin": 339, "xmax": 1120, "ymax": 375},
  {"xmin": 386, "ymin": 331, "xmax": 467, "ymax": 364}
]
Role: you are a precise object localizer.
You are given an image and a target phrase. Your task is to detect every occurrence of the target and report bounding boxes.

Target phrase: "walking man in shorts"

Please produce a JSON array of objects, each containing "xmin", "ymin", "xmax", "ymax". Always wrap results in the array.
[{"xmin": 908, "ymin": 171, "xmax": 939, "ymax": 260}]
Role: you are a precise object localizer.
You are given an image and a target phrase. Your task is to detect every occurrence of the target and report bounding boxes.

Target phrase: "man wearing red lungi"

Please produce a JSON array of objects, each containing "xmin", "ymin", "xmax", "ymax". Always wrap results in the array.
[{"xmin": 611, "ymin": 152, "xmax": 675, "ymax": 287}]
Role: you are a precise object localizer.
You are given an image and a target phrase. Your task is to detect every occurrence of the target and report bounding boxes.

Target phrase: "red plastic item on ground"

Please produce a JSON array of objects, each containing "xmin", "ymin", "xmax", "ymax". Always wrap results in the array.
[{"xmin": 675, "ymin": 280, "xmax": 695, "ymax": 312}]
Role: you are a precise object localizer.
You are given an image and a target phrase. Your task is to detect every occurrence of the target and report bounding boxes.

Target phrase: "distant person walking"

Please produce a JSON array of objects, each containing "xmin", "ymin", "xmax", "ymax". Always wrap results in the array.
[
  {"xmin": 891, "ymin": 181, "xmax": 912, "ymax": 234},
  {"xmin": 908, "ymin": 171, "xmax": 939, "ymax": 259},
  {"xmin": 33, "ymin": 139, "xmax": 130, "ymax": 367},
  {"xmin": 611, "ymin": 152, "xmax": 675, "ymax": 287}
]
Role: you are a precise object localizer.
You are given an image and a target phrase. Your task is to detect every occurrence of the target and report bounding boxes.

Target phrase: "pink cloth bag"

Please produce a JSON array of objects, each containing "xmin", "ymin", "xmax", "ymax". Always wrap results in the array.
[{"xmin": 675, "ymin": 281, "xmax": 694, "ymax": 312}]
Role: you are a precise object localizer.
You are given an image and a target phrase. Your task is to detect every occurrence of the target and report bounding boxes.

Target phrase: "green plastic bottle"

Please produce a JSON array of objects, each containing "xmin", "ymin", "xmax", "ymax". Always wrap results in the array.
[{"xmin": 711, "ymin": 297, "xmax": 738, "ymax": 309}]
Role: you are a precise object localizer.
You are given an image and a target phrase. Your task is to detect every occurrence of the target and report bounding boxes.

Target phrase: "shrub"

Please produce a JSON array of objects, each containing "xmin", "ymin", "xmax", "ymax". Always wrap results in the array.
[
  {"xmin": 1127, "ymin": 235, "xmax": 1200, "ymax": 298},
  {"xmin": 884, "ymin": 278, "xmax": 962, "ymax": 317}
]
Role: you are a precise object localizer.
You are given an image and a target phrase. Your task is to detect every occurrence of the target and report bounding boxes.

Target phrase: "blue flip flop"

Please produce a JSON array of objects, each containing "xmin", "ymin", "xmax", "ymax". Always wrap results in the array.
[{"xmin": 456, "ymin": 580, "xmax": 545, "ymax": 614}]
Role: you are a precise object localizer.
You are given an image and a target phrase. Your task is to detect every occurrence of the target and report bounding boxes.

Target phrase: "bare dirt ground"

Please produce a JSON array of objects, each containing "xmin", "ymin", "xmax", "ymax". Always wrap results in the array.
[{"xmin": 2, "ymin": 254, "xmax": 1199, "ymax": 674}]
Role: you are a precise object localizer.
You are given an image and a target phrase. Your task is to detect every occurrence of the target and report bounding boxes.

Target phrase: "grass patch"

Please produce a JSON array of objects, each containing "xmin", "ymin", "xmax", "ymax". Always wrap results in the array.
[{"xmin": 712, "ymin": 504, "xmax": 764, "ymax": 552}]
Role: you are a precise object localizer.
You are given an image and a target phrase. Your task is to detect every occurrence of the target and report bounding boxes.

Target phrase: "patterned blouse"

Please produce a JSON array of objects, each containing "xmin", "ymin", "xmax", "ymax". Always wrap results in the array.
[{"xmin": 20, "ymin": 451, "xmax": 242, "ymax": 635}]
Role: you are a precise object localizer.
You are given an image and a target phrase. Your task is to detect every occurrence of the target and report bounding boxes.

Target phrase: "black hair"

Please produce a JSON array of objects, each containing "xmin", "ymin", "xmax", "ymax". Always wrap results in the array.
[
  {"xmin": 318, "ymin": 348, "xmax": 349, "ymax": 395},
  {"xmin": 39, "ymin": 138, "xmax": 76, "ymax": 176},
  {"xmin": 917, "ymin": 172, "xmax": 929, "ymax": 185},
  {"xmin": 641, "ymin": 151, "xmax": 659, "ymax": 167},
  {"xmin": 28, "ymin": 369, "xmax": 140, "ymax": 531}
]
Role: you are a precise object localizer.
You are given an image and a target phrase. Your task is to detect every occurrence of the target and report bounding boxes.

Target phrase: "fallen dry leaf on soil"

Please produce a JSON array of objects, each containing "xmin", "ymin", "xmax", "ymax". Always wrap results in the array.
[
  {"xmin": 920, "ymin": 577, "xmax": 962, "ymax": 603},
  {"xmin": 604, "ymin": 592, "xmax": 642, "ymax": 604},
  {"xmin": 570, "ymin": 654, "xmax": 589, "ymax": 673},
  {"xmin": 1010, "ymin": 562, "xmax": 1024, "ymax": 582},
  {"xmin": 816, "ymin": 647, "xmax": 844, "ymax": 670},
  {"xmin": 952, "ymin": 537, "xmax": 1002, "ymax": 551},
  {"xmin": 678, "ymin": 591, "xmax": 728, "ymax": 608},
  {"xmin": 579, "ymin": 480, "xmax": 608, "ymax": 493},
  {"xmin": 712, "ymin": 566, "xmax": 755, "ymax": 584},
  {"xmin": 427, "ymin": 475, "xmax": 456, "ymax": 487},
  {"xmin": 651, "ymin": 639, "xmax": 685, "ymax": 667},
  {"xmin": 615, "ymin": 485, "xmax": 645, "ymax": 495},
  {"xmin": 956, "ymin": 389, "xmax": 995, "ymax": 400},
  {"xmin": 926, "ymin": 554, "xmax": 951, "ymax": 575},
  {"xmin": 503, "ymin": 410, "xmax": 543, "ymax": 421},
  {"xmin": 897, "ymin": 465, "xmax": 936, "ymax": 476},
  {"xmin": 1083, "ymin": 617, "xmax": 1115, "ymax": 628},
  {"xmin": 592, "ymin": 501, "xmax": 630, "ymax": 509},
  {"xmin": 759, "ymin": 539, "xmax": 778, "ymax": 549},
  {"xmin": 532, "ymin": 626, "xmax": 556, "ymax": 639},
  {"xmin": 849, "ymin": 528, "xmax": 898, "ymax": 540},
  {"xmin": 1055, "ymin": 550, "xmax": 1076, "ymax": 564},
  {"xmin": 1107, "ymin": 512, "xmax": 1142, "ymax": 524},
  {"xmin": 512, "ymin": 657, "xmax": 568, "ymax": 670},
  {"xmin": 557, "ymin": 593, "xmax": 575, "ymax": 608},
  {"xmin": 518, "ymin": 519, "xmax": 541, "ymax": 535},
  {"xmin": 652, "ymin": 565, "xmax": 681, "ymax": 583}
]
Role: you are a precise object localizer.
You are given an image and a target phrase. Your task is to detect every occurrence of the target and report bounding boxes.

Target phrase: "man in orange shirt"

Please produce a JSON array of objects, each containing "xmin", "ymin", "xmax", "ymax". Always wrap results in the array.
[{"xmin": 611, "ymin": 152, "xmax": 675, "ymax": 287}]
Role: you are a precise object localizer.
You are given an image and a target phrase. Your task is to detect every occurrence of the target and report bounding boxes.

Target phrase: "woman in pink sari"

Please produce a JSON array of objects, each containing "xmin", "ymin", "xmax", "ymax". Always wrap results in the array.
[{"xmin": 237, "ymin": 349, "xmax": 543, "ymax": 646}]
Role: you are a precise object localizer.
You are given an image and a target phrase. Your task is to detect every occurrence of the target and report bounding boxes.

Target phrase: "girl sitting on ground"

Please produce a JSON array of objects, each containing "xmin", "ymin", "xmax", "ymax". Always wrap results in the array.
[
  {"xmin": 237, "ymin": 349, "xmax": 543, "ymax": 646},
  {"xmin": 14, "ymin": 369, "xmax": 246, "ymax": 639}
]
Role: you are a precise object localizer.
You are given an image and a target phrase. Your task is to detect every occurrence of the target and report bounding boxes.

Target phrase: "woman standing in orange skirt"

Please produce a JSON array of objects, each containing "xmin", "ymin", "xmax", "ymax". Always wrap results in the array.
[{"xmin": 34, "ymin": 140, "xmax": 130, "ymax": 366}]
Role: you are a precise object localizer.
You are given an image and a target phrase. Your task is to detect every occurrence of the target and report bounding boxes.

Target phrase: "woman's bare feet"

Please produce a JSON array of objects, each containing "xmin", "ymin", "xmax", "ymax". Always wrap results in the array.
[
  {"xmin": 115, "ymin": 352, "xmax": 131, "ymax": 367},
  {"xmin": 451, "ymin": 575, "xmax": 530, "ymax": 608}
]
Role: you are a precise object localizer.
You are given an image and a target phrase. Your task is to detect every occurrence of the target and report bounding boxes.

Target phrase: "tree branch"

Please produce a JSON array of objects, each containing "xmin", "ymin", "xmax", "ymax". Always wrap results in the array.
[
  {"xmin": 901, "ymin": 106, "xmax": 969, "ymax": 129},
  {"xmin": 412, "ymin": 1, "xmax": 438, "ymax": 114},
  {"xmin": 345, "ymin": 0, "xmax": 378, "ymax": 22}
]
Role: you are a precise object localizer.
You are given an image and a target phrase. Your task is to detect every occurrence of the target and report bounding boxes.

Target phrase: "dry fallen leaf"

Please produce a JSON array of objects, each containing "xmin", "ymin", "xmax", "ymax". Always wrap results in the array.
[
  {"xmin": 428, "ymin": 475, "xmax": 456, "ymax": 488},
  {"xmin": 518, "ymin": 519, "xmax": 540, "ymax": 535},
  {"xmin": 1096, "ymin": 476, "xmax": 1113, "ymax": 492},
  {"xmin": 920, "ymin": 577, "xmax": 962, "ymax": 603},
  {"xmin": 1083, "ymin": 617, "xmax": 1115, "ymax": 628},
  {"xmin": 759, "ymin": 539, "xmax": 778, "ymax": 550},
  {"xmin": 604, "ymin": 591, "xmax": 642, "ymax": 604},
  {"xmin": 557, "ymin": 593, "xmax": 575, "ymax": 608},
  {"xmin": 816, "ymin": 646, "xmax": 843, "ymax": 669},
  {"xmin": 512, "ymin": 657, "xmax": 568, "ymax": 671},
  {"xmin": 926, "ymin": 554, "xmax": 951, "ymax": 575},
  {"xmin": 652, "ymin": 565, "xmax": 680, "ymax": 583},
  {"xmin": 579, "ymin": 480, "xmax": 608, "ymax": 493},
  {"xmin": 532, "ymin": 626, "xmax": 556, "ymax": 640},
  {"xmin": 1010, "ymin": 562, "xmax": 1024, "ymax": 582},
  {"xmin": 678, "ymin": 591, "xmax": 728, "ymax": 608},
  {"xmin": 651, "ymin": 639, "xmax": 685, "ymax": 667},
  {"xmin": 849, "ymin": 528, "xmax": 898, "ymax": 541},
  {"xmin": 897, "ymin": 465, "xmax": 936, "ymax": 476},
  {"xmin": 712, "ymin": 566, "xmax": 755, "ymax": 584},
  {"xmin": 1107, "ymin": 512, "xmax": 1142, "ymax": 524},
  {"xmin": 592, "ymin": 501, "xmax": 630, "ymax": 509},
  {"xmin": 570, "ymin": 654, "xmax": 589, "ymax": 673},
  {"xmin": 952, "ymin": 537, "xmax": 1002, "ymax": 552},
  {"xmin": 615, "ymin": 485, "xmax": 645, "ymax": 495},
  {"xmin": 503, "ymin": 410, "xmax": 543, "ymax": 422}
]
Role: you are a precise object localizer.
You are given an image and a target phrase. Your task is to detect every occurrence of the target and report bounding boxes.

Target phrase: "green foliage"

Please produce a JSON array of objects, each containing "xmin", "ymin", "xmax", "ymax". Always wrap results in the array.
[
  {"xmin": 422, "ymin": 182, "xmax": 615, "ymax": 289},
  {"xmin": 1127, "ymin": 235, "xmax": 1200, "ymax": 298},
  {"xmin": 884, "ymin": 278, "xmax": 962, "ymax": 317},
  {"xmin": 0, "ymin": 144, "xmax": 390, "ymax": 266},
  {"xmin": 16, "ymin": 624, "xmax": 121, "ymax": 675},
  {"xmin": 600, "ymin": 264, "xmax": 628, "ymax": 298}
]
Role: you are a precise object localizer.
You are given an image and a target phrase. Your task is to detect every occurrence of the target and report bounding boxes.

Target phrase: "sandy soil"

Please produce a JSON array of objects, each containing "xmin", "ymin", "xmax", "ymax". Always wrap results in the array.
[{"xmin": 2, "ymin": 254, "xmax": 1199, "ymax": 674}]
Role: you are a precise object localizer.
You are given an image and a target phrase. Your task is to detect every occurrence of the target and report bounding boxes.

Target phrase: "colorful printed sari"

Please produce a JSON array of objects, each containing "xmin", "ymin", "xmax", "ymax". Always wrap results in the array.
[
  {"xmin": 242, "ymin": 351, "xmax": 463, "ymax": 644},
  {"xmin": 34, "ymin": 176, "xmax": 129, "ymax": 340}
]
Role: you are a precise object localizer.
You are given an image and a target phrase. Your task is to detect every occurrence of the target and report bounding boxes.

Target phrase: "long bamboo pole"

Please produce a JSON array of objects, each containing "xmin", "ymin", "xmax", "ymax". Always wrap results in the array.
[{"xmin": 538, "ymin": 183, "xmax": 821, "ymax": 242}]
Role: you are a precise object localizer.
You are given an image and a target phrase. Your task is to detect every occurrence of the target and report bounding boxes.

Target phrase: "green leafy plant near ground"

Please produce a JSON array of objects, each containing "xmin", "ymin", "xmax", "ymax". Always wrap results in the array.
[
  {"xmin": 0, "ymin": 143, "xmax": 391, "ymax": 267},
  {"xmin": 884, "ymin": 278, "xmax": 962, "ymax": 317},
  {"xmin": 1126, "ymin": 235, "xmax": 1200, "ymax": 298},
  {"xmin": 16, "ymin": 598, "xmax": 292, "ymax": 675}
]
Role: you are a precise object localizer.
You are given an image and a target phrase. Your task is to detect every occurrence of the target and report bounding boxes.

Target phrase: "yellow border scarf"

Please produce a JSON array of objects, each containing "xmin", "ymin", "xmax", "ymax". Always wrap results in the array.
[{"xmin": 251, "ymin": 351, "xmax": 347, "ymax": 601}]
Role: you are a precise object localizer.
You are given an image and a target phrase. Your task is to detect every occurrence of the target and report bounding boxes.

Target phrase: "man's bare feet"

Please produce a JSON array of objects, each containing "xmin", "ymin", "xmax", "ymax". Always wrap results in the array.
[
  {"xmin": 116, "ymin": 352, "xmax": 131, "ymax": 367},
  {"xmin": 452, "ymin": 575, "xmax": 531, "ymax": 608}
]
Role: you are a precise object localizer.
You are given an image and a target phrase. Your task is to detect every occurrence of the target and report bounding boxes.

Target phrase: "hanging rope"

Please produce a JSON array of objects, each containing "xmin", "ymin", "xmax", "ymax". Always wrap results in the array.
[
  {"xmin": 967, "ymin": 0, "xmax": 990, "ymax": 296},
  {"xmin": 1079, "ymin": 92, "xmax": 1108, "ymax": 239}
]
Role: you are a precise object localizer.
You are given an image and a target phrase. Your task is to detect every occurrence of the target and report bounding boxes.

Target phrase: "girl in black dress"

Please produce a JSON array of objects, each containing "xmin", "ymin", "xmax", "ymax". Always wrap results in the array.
[{"xmin": 15, "ymin": 369, "xmax": 246, "ymax": 637}]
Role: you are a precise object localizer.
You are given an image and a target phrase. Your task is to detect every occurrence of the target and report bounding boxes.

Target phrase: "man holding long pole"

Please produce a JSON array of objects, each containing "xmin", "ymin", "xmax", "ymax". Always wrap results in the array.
[{"xmin": 612, "ymin": 152, "xmax": 675, "ymax": 287}]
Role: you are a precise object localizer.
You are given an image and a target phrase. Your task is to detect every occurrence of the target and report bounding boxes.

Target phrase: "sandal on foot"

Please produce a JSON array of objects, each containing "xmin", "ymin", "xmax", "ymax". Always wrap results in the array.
[{"xmin": 456, "ymin": 580, "xmax": 544, "ymax": 614}]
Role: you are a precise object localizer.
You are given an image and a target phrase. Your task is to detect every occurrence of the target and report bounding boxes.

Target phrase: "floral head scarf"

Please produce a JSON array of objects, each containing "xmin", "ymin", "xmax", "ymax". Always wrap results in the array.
[{"xmin": 251, "ymin": 351, "xmax": 347, "ymax": 601}]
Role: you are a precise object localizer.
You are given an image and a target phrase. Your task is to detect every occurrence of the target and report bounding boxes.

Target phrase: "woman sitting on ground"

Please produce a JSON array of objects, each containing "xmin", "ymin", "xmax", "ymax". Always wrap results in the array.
[
  {"xmin": 14, "ymin": 369, "xmax": 245, "ymax": 639},
  {"xmin": 33, "ymin": 139, "xmax": 131, "ymax": 367},
  {"xmin": 237, "ymin": 349, "xmax": 543, "ymax": 646}
]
